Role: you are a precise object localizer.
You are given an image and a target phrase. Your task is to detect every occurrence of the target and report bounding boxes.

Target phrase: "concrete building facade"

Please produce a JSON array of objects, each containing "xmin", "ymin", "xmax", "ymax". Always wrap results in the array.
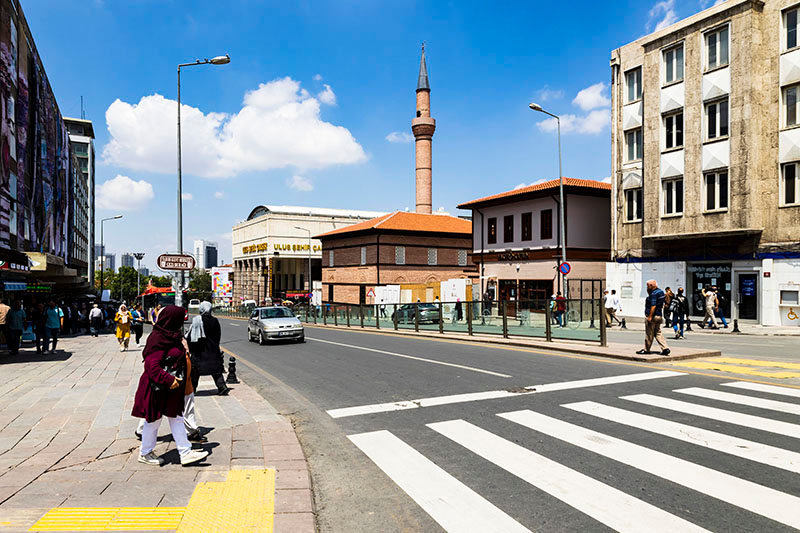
[
  {"xmin": 608, "ymin": 0, "xmax": 800, "ymax": 326},
  {"xmin": 65, "ymin": 118, "xmax": 95, "ymax": 283}
]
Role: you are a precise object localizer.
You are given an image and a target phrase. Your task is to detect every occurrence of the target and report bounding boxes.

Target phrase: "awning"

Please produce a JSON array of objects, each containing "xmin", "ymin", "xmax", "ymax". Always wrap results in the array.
[{"xmin": 3, "ymin": 282, "xmax": 27, "ymax": 291}]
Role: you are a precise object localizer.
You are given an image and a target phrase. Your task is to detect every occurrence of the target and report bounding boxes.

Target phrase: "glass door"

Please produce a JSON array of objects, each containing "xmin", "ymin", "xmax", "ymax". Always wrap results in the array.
[{"xmin": 737, "ymin": 273, "xmax": 758, "ymax": 321}]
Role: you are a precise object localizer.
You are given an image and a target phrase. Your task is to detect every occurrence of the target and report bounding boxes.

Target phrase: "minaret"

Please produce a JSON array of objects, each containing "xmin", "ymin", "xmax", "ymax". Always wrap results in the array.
[{"xmin": 412, "ymin": 43, "xmax": 435, "ymax": 214}]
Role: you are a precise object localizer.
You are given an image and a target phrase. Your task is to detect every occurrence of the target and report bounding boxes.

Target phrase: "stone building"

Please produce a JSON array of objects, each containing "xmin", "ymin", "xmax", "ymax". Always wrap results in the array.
[{"xmin": 608, "ymin": 0, "xmax": 800, "ymax": 326}]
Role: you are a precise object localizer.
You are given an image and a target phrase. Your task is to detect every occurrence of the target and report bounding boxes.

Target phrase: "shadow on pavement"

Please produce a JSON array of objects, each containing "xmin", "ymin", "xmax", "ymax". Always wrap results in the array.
[{"xmin": 0, "ymin": 349, "xmax": 73, "ymax": 365}]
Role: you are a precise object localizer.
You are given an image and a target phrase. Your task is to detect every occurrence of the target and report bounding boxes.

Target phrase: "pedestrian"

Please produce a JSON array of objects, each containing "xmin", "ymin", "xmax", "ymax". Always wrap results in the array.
[
  {"xmin": 131, "ymin": 305, "xmax": 208, "ymax": 466},
  {"xmin": 610, "ymin": 290, "xmax": 622, "ymax": 325},
  {"xmin": 149, "ymin": 304, "xmax": 162, "ymax": 325},
  {"xmin": 555, "ymin": 291, "xmax": 567, "ymax": 328},
  {"xmin": 130, "ymin": 304, "xmax": 145, "ymax": 347},
  {"xmin": 700, "ymin": 285, "xmax": 719, "ymax": 329},
  {"xmin": 89, "ymin": 304, "xmax": 103, "ymax": 337},
  {"xmin": 712, "ymin": 286, "xmax": 729, "ymax": 328},
  {"xmin": 0, "ymin": 298, "xmax": 9, "ymax": 352},
  {"xmin": 43, "ymin": 301, "xmax": 63, "ymax": 354},
  {"xmin": 70, "ymin": 303, "xmax": 80, "ymax": 335},
  {"xmin": 6, "ymin": 301, "xmax": 25, "ymax": 355},
  {"xmin": 664, "ymin": 287, "xmax": 674, "ymax": 328},
  {"xmin": 187, "ymin": 302, "xmax": 231, "ymax": 396},
  {"xmin": 115, "ymin": 304, "xmax": 132, "ymax": 352},
  {"xmin": 670, "ymin": 287, "xmax": 689, "ymax": 339},
  {"xmin": 603, "ymin": 289, "xmax": 616, "ymax": 327},
  {"xmin": 455, "ymin": 299, "xmax": 463, "ymax": 322},
  {"xmin": 32, "ymin": 303, "xmax": 47, "ymax": 353},
  {"xmin": 637, "ymin": 279, "xmax": 670, "ymax": 356}
]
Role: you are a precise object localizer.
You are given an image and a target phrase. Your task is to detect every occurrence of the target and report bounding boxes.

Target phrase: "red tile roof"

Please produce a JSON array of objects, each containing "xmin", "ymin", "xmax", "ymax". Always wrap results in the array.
[
  {"xmin": 315, "ymin": 211, "xmax": 472, "ymax": 238},
  {"xmin": 457, "ymin": 178, "xmax": 610, "ymax": 209}
]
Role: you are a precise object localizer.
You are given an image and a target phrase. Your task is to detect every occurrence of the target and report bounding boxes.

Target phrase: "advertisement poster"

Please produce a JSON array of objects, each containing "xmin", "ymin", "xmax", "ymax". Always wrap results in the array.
[{"xmin": 211, "ymin": 267, "xmax": 233, "ymax": 303}]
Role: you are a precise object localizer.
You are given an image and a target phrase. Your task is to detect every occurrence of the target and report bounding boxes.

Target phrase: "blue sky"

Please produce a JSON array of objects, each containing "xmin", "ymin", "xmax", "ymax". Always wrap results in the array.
[{"xmin": 24, "ymin": 0, "xmax": 716, "ymax": 270}]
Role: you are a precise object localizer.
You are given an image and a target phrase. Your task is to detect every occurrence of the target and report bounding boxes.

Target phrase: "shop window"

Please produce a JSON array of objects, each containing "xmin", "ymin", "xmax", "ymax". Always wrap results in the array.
[
  {"xmin": 782, "ymin": 162, "xmax": 799, "ymax": 206},
  {"xmin": 427, "ymin": 248, "xmax": 437, "ymax": 266},
  {"xmin": 704, "ymin": 170, "xmax": 729, "ymax": 212},
  {"xmin": 458, "ymin": 250, "xmax": 468, "ymax": 266},
  {"xmin": 663, "ymin": 44, "xmax": 684, "ymax": 85},
  {"xmin": 705, "ymin": 99, "xmax": 729, "ymax": 140},
  {"xmin": 626, "ymin": 67, "xmax": 642, "ymax": 103},
  {"xmin": 663, "ymin": 178, "xmax": 684, "ymax": 216},
  {"xmin": 503, "ymin": 215, "xmax": 514, "ymax": 243},
  {"xmin": 395, "ymin": 246, "xmax": 405, "ymax": 265},
  {"xmin": 705, "ymin": 25, "xmax": 729, "ymax": 70},
  {"xmin": 360, "ymin": 247, "xmax": 366, "ymax": 265},
  {"xmin": 664, "ymin": 111, "xmax": 683, "ymax": 150},
  {"xmin": 540, "ymin": 209, "xmax": 553, "ymax": 240},
  {"xmin": 521, "ymin": 212, "xmax": 532, "ymax": 241},
  {"xmin": 487, "ymin": 217, "xmax": 497, "ymax": 244},
  {"xmin": 625, "ymin": 188, "xmax": 643, "ymax": 222}
]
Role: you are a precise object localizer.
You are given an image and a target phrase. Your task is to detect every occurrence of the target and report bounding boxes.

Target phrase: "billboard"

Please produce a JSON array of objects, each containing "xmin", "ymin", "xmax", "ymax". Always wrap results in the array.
[{"xmin": 211, "ymin": 267, "xmax": 233, "ymax": 303}]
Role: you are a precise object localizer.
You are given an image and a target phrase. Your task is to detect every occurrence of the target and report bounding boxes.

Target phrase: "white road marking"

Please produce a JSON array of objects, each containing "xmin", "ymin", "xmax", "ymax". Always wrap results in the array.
[
  {"xmin": 326, "ymin": 370, "xmax": 685, "ymax": 419},
  {"xmin": 564, "ymin": 401, "xmax": 800, "ymax": 474},
  {"xmin": 428, "ymin": 419, "xmax": 709, "ymax": 533},
  {"xmin": 722, "ymin": 381, "xmax": 800, "ymax": 399},
  {"xmin": 307, "ymin": 337, "xmax": 512, "ymax": 378},
  {"xmin": 228, "ymin": 322, "xmax": 242, "ymax": 327},
  {"xmin": 676, "ymin": 387, "xmax": 800, "ymax": 416},
  {"xmin": 348, "ymin": 430, "xmax": 530, "ymax": 533},
  {"xmin": 622, "ymin": 394, "xmax": 800, "ymax": 440},
  {"xmin": 500, "ymin": 409, "xmax": 800, "ymax": 529}
]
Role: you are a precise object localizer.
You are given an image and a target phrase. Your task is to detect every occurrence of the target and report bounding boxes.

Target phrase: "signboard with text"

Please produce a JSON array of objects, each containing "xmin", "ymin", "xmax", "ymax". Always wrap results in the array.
[{"xmin": 157, "ymin": 254, "xmax": 196, "ymax": 271}]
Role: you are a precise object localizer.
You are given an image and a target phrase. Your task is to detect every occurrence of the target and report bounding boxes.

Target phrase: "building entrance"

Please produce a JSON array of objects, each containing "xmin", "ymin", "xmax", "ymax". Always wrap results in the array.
[
  {"xmin": 499, "ymin": 279, "xmax": 517, "ymax": 317},
  {"xmin": 688, "ymin": 263, "xmax": 731, "ymax": 318},
  {"xmin": 736, "ymin": 273, "xmax": 758, "ymax": 321}
]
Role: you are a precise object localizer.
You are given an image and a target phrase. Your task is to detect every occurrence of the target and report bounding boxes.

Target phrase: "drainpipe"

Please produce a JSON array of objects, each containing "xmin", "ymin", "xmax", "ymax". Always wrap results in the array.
[
  {"xmin": 376, "ymin": 233, "xmax": 380, "ymax": 286},
  {"xmin": 610, "ymin": 53, "xmax": 620, "ymax": 261},
  {"xmin": 476, "ymin": 208, "xmax": 485, "ymax": 301}
]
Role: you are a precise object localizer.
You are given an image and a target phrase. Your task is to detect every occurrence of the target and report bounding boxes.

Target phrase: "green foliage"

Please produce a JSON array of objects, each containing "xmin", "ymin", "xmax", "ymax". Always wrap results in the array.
[
  {"xmin": 94, "ymin": 269, "xmax": 173, "ymax": 302},
  {"xmin": 149, "ymin": 275, "xmax": 173, "ymax": 288},
  {"xmin": 188, "ymin": 268, "xmax": 212, "ymax": 292}
]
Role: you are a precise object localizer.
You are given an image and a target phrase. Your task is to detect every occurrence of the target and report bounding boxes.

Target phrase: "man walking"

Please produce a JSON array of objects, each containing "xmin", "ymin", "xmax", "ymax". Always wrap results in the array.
[
  {"xmin": 671, "ymin": 287, "xmax": 689, "ymax": 339},
  {"xmin": 43, "ymin": 301, "xmax": 64, "ymax": 354},
  {"xmin": 0, "ymin": 298, "xmax": 9, "ymax": 353},
  {"xmin": 637, "ymin": 279, "xmax": 670, "ymax": 356},
  {"xmin": 700, "ymin": 285, "xmax": 719, "ymax": 329},
  {"xmin": 712, "ymin": 286, "xmax": 729, "ymax": 328},
  {"xmin": 604, "ymin": 289, "xmax": 622, "ymax": 327}
]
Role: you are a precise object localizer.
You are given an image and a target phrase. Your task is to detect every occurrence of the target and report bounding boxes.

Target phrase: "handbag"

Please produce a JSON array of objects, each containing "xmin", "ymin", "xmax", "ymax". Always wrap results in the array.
[{"xmin": 150, "ymin": 355, "xmax": 186, "ymax": 393}]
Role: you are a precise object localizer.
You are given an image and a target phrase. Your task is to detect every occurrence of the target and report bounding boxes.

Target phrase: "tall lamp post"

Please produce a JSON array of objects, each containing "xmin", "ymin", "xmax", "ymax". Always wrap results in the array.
[
  {"xmin": 294, "ymin": 227, "xmax": 312, "ymax": 295},
  {"xmin": 529, "ymin": 102, "xmax": 566, "ymax": 293},
  {"xmin": 99, "ymin": 215, "xmax": 123, "ymax": 300},
  {"xmin": 133, "ymin": 253, "xmax": 146, "ymax": 309},
  {"xmin": 176, "ymin": 54, "xmax": 230, "ymax": 306}
]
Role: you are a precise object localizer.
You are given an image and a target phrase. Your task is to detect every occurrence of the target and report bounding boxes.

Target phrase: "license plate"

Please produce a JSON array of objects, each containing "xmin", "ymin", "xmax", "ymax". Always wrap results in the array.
[{"xmin": 279, "ymin": 331, "xmax": 292, "ymax": 336}]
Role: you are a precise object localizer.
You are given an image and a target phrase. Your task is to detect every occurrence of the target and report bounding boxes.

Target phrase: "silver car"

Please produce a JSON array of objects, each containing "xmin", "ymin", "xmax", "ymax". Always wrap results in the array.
[{"xmin": 247, "ymin": 306, "xmax": 305, "ymax": 344}]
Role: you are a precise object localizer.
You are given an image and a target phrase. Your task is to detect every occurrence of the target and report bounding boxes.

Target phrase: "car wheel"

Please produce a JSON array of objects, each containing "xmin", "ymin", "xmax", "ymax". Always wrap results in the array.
[
  {"xmin": 247, "ymin": 327, "xmax": 253, "ymax": 342},
  {"xmin": 259, "ymin": 331, "xmax": 267, "ymax": 346}
]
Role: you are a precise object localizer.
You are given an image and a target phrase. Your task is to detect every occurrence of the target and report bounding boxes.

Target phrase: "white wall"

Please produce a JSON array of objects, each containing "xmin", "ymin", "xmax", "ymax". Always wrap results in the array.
[
  {"xmin": 472, "ymin": 197, "xmax": 559, "ymax": 251},
  {"xmin": 762, "ymin": 258, "xmax": 800, "ymax": 327},
  {"xmin": 606, "ymin": 261, "xmax": 685, "ymax": 318}
]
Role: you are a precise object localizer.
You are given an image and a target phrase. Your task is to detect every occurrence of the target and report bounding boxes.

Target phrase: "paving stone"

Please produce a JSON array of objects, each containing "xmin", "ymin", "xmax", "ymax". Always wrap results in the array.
[
  {"xmin": 276, "ymin": 469, "xmax": 311, "ymax": 490},
  {"xmin": 263, "ymin": 443, "xmax": 306, "ymax": 462},
  {"xmin": 274, "ymin": 512, "xmax": 316, "ymax": 533},
  {"xmin": 275, "ymin": 489, "xmax": 314, "ymax": 513}
]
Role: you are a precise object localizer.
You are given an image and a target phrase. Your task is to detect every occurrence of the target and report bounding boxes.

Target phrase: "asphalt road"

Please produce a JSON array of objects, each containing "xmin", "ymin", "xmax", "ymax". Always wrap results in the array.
[{"xmin": 217, "ymin": 319, "xmax": 800, "ymax": 532}]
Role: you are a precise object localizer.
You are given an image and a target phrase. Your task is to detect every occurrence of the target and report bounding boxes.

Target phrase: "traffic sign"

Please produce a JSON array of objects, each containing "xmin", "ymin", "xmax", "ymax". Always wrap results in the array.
[
  {"xmin": 157, "ymin": 253, "xmax": 196, "ymax": 271},
  {"xmin": 367, "ymin": 288, "xmax": 375, "ymax": 297},
  {"xmin": 559, "ymin": 262, "xmax": 571, "ymax": 275}
]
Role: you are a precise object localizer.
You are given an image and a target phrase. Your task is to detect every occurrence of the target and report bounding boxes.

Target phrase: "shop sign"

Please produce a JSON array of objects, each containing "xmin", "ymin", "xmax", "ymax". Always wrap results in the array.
[
  {"xmin": 3, "ymin": 282, "xmax": 26, "ymax": 291},
  {"xmin": 0, "ymin": 260, "xmax": 30, "ymax": 272},
  {"xmin": 242, "ymin": 242, "xmax": 322, "ymax": 254},
  {"xmin": 497, "ymin": 251, "xmax": 531, "ymax": 261},
  {"xmin": 242, "ymin": 243, "xmax": 269, "ymax": 254}
]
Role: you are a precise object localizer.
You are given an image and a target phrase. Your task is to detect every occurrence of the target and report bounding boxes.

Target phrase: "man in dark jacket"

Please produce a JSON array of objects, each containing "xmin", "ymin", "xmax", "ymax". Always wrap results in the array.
[
  {"xmin": 670, "ymin": 287, "xmax": 690, "ymax": 339},
  {"xmin": 186, "ymin": 302, "xmax": 230, "ymax": 396},
  {"xmin": 637, "ymin": 279, "xmax": 670, "ymax": 356}
]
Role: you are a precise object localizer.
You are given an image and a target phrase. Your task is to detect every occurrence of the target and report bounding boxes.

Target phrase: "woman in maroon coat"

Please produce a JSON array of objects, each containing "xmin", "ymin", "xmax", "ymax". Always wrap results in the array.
[{"xmin": 132, "ymin": 305, "xmax": 208, "ymax": 466}]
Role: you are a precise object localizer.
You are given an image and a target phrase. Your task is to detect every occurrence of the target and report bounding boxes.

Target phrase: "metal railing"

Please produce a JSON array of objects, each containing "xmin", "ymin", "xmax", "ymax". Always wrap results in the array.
[{"xmin": 294, "ymin": 299, "xmax": 607, "ymax": 346}]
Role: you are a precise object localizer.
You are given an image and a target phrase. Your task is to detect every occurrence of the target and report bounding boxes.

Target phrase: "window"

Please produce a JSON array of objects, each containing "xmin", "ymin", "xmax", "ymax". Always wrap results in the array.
[
  {"xmin": 360, "ymin": 246, "xmax": 366, "ymax": 265},
  {"xmin": 625, "ymin": 188, "xmax": 643, "ymax": 222},
  {"xmin": 782, "ymin": 162, "xmax": 799, "ymax": 206},
  {"xmin": 705, "ymin": 26, "xmax": 729, "ymax": 70},
  {"xmin": 487, "ymin": 217, "xmax": 497, "ymax": 244},
  {"xmin": 705, "ymin": 99, "xmax": 729, "ymax": 140},
  {"xmin": 662, "ymin": 178, "xmax": 684, "ymax": 216},
  {"xmin": 521, "ymin": 212, "xmax": 532, "ymax": 241},
  {"xmin": 626, "ymin": 128, "xmax": 643, "ymax": 161},
  {"xmin": 663, "ymin": 44, "xmax": 684, "ymax": 84},
  {"xmin": 503, "ymin": 215, "xmax": 514, "ymax": 243},
  {"xmin": 395, "ymin": 246, "xmax": 405, "ymax": 265},
  {"xmin": 787, "ymin": 7, "xmax": 799, "ymax": 50},
  {"xmin": 664, "ymin": 111, "xmax": 683, "ymax": 150},
  {"xmin": 458, "ymin": 250, "xmax": 468, "ymax": 267},
  {"xmin": 704, "ymin": 171, "xmax": 729, "ymax": 212},
  {"xmin": 626, "ymin": 68, "xmax": 642, "ymax": 103},
  {"xmin": 785, "ymin": 85, "xmax": 799, "ymax": 127},
  {"xmin": 329, "ymin": 250, "xmax": 334, "ymax": 267},
  {"xmin": 427, "ymin": 248, "xmax": 437, "ymax": 266},
  {"xmin": 540, "ymin": 209, "xmax": 553, "ymax": 240}
]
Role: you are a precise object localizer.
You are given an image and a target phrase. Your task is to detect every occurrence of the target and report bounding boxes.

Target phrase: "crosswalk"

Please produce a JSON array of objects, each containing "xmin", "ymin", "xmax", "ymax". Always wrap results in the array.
[{"xmin": 348, "ymin": 380, "xmax": 800, "ymax": 532}]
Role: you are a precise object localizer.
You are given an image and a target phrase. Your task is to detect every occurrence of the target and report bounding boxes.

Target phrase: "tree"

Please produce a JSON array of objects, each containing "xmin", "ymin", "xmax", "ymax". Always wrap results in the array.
[
  {"xmin": 149, "ymin": 275, "xmax": 172, "ymax": 288},
  {"xmin": 188, "ymin": 268, "xmax": 212, "ymax": 292},
  {"xmin": 109, "ymin": 266, "xmax": 141, "ymax": 303}
]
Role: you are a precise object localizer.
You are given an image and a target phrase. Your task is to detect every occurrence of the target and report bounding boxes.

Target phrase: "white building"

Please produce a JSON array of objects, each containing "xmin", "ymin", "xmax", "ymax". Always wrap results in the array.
[{"xmin": 64, "ymin": 118, "xmax": 96, "ymax": 284}]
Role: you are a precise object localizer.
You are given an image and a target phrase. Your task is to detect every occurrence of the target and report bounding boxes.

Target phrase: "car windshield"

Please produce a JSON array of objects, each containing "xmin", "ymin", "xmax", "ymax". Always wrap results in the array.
[
  {"xmin": 416, "ymin": 304, "xmax": 437, "ymax": 310},
  {"xmin": 260, "ymin": 307, "xmax": 294, "ymax": 319}
]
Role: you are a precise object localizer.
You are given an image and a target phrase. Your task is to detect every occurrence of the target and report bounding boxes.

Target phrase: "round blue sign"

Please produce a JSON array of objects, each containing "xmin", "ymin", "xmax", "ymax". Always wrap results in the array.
[{"xmin": 559, "ymin": 262, "xmax": 571, "ymax": 275}]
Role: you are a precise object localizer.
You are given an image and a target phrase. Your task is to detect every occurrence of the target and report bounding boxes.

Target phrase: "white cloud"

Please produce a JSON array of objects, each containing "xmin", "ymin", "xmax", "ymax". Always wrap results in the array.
[
  {"xmin": 287, "ymin": 174, "xmax": 314, "ymax": 191},
  {"xmin": 317, "ymin": 84, "xmax": 336, "ymax": 106},
  {"xmin": 97, "ymin": 175, "xmax": 154, "ymax": 211},
  {"xmin": 313, "ymin": 74, "xmax": 323, "ymax": 81},
  {"xmin": 600, "ymin": 176, "xmax": 612, "ymax": 183},
  {"xmin": 102, "ymin": 77, "xmax": 366, "ymax": 178},
  {"xmin": 649, "ymin": 0, "xmax": 678, "ymax": 31},
  {"xmin": 572, "ymin": 82, "xmax": 610, "ymax": 111},
  {"xmin": 514, "ymin": 178, "xmax": 550, "ymax": 189},
  {"xmin": 536, "ymin": 86, "xmax": 564, "ymax": 102},
  {"xmin": 700, "ymin": 0, "xmax": 726, "ymax": 8},
  {"xmin": 537, "ymin": 108, "xmax": 610, "ymax": 134},
  {"xmin": 214, "ymin": 191, "xmax": 224, "ymax": 199},
  {"xmin": 385, "ymin": 131, "xmax": 414, "ymax": 144},
  {"xmin": 181, "ymin": 192, "xmax": 193, "ymax": 201}
]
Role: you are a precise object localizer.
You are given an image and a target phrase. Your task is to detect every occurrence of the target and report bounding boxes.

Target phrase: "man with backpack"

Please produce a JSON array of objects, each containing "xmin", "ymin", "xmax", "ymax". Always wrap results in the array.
[
  {"xmin": 636, "ymin": 279, "xmax": 670, "ymax": 356},
  {"xmin": 712, "ymin": 285, "xmax": 729, "ymax": 328},
  {"xmin": 670, "ymin": 287, "xmax": 689, "ymax": 339}
]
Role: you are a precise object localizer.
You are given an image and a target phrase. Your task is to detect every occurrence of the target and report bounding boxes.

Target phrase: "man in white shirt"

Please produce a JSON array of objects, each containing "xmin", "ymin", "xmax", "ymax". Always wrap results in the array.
[{"xmin": 604, "ymin": 289, "xmax": 622, "ymax": 327}]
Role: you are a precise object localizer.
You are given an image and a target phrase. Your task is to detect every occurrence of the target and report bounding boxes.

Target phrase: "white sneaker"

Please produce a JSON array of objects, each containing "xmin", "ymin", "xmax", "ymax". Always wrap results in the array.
[
  {"xmin": 138, "ymin": 452, "xmax": 164, "ymax": 466},
  {"xmin": 180, "ymin": 450, "xmax": 209, "ymax": 466}
]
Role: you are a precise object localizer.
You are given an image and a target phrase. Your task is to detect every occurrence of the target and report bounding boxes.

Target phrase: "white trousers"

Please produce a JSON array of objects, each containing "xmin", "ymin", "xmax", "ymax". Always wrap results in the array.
[
  {"xmin": 140, "ymin": 416, "xmax": 192, "ymax": 457},
  {"xmin": 137, "ymin": 394, "xmax": 197, "ymax": 434}
]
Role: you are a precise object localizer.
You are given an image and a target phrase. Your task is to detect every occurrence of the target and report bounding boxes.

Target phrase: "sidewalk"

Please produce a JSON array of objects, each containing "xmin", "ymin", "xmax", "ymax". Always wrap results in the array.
[
  {"xmin": 0, "ymin": 334, "xmax": 314, "ymax": 532},
  {"xmin": 610, "ymin": 317, "xmax": 800, "ymax": 336}
]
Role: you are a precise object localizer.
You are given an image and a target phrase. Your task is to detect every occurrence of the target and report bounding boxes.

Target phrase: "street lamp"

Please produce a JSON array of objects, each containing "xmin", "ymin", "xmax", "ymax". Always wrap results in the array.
[
  {"xmin": 133, "ymin": 252, "xmax": 146, "ymax": 309},
  {"xmin": 99, "ymin": 215, "xmax": 123, "ymax": 300},
  {"xmin": 529, "ymin": 102, "xmax": 566, "ymax": 293},
  {"xmin": 294, "ymin": 227, "xmax": 312, "ymax": 294},
  {"xmin": 176, "ymin": 53, "xmax": 230, "ymax": 305}
]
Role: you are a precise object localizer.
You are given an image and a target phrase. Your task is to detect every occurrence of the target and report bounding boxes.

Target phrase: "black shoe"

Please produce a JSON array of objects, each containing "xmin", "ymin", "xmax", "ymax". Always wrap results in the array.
[
  {"xmin": 660, "ymin": 348, "xmax": 671, "ymax": 356},
  {"xmin": 187, "ymin": 430, "xmax": 208, "ymax": 443},
  {"xmin": 699, "ymin": 323, "xmax": 705, "ymax": 329},
  {"xmin": 135, "ymin": 431, "xmax": 142, "ymax": 441},
  {"xmin": 218, "ymin": 388, "xmax": 231, "ymax": 396},
  {"xmin": 635, "ymin": 349, "xmax": 650, "ymax": 354}
]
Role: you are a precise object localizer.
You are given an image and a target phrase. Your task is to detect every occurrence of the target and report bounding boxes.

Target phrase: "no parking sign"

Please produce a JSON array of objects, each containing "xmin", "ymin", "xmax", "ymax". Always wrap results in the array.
[{"xmin": 559, "ymin": 262, "xmax": 571, "ymax": 276}]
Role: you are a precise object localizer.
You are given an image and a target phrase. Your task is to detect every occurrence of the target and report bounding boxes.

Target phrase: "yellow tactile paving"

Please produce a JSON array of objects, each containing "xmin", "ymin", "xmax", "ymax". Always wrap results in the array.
[
  {"xmin": 28, "ymin": 468, "xmax": 276, "ymax": 532},
  {"xmin": 671, "ymin": 361, "xmax": 800, "ymax": 379},
  {"xmin": 177, "ymin": 468, "xmax": 275, "ymax": 533},
  {"xmin": 712, "ymin": 357, "xmax": 800, "ymax": 370},
  {"xmin": 29, "ymin": 507, "xmax": 185, "ymax": 531}
]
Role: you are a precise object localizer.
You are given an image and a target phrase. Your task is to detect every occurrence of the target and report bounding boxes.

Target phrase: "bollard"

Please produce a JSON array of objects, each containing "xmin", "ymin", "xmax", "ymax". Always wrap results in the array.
[
  {"xmin": 226, "ymin": 356, "xmax": 240, "ymax": 384},
  {"xmin": 732, "ymin": 319, "xmax": 740, "ymax": 333},
  {"xmin": 620, "ymin": 318, "xmax": 627, "ymax": 329}
]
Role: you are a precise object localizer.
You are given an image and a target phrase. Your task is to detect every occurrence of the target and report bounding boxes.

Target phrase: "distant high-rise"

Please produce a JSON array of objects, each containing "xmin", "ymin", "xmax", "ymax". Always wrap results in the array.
[
  {"xmin": 121, "ymin": 253, "xmax": 135, "ymax": 268},
  {"xmin": 65, "ymin": 118, "xmax": 96, "ymax": 284},
  {"xmin": 193, "ymin": 239, "xmax": 219, "ymax": 269},
  {"xmin": 138, "ymin": 267, "xmax": 150, "ymax": 277},
  {"xmin": 95, "ymin": 253, "xmax": 115, "ymax": 273}
]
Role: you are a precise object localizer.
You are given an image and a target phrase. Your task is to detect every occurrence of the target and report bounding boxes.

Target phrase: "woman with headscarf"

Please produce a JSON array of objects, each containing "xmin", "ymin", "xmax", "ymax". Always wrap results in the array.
[
  {"xmin": 115, "ymin": 304, "xmax": 132, "ymax": 351},
  {"xmin": 132, "ymin": 305, "xmax": 208, "ymax": 466},
  {"xmin": 186, "ymin": 301, "xmax": 230, "ymax": 396}
]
